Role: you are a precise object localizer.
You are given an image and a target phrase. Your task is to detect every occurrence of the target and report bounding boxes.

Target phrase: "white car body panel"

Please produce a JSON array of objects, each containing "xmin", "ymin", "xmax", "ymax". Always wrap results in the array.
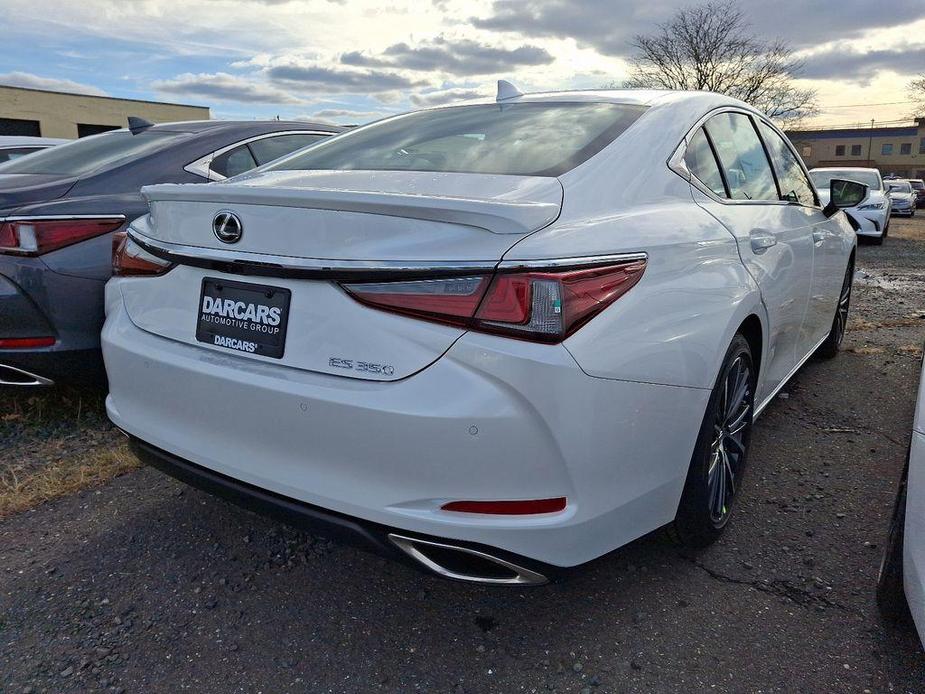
[
  {"xmin": 906, "ymin": 352, "xmax": 925, "ymax": 644},
  {"xmin": 102, "ymin": 89, "xmax": 856, "ymax": 569}
]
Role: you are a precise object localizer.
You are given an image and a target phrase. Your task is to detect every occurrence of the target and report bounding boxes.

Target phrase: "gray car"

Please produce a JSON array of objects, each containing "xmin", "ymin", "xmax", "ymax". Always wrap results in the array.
[{"xmin": 0, "ymin": 119, "xmax": 343, "ymax": 386}]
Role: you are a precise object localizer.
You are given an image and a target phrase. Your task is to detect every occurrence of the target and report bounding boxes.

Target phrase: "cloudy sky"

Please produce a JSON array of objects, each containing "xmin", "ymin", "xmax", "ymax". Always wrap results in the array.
[{"xmin": 2, "ymin": 0, "xmax": 923, "ymax": 126}]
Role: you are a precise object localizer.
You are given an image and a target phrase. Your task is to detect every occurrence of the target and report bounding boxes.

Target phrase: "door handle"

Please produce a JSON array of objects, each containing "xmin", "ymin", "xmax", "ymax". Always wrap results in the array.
[
  {"xmin": 749, "ymin": 230, "xmax": 777, "ymax": 254},
  {"xmin": 812, "ymin": 229, "xmax": 826, "ymax": 244}
]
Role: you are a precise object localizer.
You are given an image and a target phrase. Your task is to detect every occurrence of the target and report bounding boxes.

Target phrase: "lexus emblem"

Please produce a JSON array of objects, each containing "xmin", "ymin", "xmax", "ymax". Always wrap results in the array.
[{"xmin": 212, "ymin": 211, "xmax": 243, "ymax": 244}]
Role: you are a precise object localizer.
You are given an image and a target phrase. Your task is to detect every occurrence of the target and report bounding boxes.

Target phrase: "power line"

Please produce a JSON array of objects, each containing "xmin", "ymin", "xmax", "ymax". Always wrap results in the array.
[{"xmin": 819, "ymin": 100, "xmax": 915, "ymax": 109}]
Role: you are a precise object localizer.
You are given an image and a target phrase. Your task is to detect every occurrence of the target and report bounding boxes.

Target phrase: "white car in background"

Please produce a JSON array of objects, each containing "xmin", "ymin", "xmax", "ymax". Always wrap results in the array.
[
  {"xmin": 103, "ymin": 86, "xmax": 859, "ymax": 584},
  {"xmin": 886, "ymin": 180, "xmax": 917, "ymax": 217},
  {"xmin": 879, "ymin": 345, "xmax": 925, "ymax": 648},
  {"xmin": 810, "ymin": 167, "xmax": 891, "ymax": 244},
  {"xmin": 0, "ymin": 135, "xmax": 68, "ymax": 163}
]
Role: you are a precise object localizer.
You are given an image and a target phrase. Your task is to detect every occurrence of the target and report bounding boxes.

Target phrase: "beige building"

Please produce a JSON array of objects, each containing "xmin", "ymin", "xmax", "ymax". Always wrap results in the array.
[
  {"xmin": 787, "ymin": 119, "xmax": 925, "ymax": 179},
  {"xmin": 0, "ymin": 85, "xmax": 210, "ymax": 139}
]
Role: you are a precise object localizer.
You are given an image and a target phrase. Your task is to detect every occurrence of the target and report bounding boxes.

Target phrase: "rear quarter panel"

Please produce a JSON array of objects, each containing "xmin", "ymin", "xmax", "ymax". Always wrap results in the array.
[{"xmin": 506, "ymin": 190, "xmax": 764, "ymax": 391}]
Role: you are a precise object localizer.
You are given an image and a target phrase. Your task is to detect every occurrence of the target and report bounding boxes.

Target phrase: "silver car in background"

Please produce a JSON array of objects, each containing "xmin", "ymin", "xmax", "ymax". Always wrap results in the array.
[{"xmin": 887, "ymin": 180, "xmax": 917, "ymax": 218}]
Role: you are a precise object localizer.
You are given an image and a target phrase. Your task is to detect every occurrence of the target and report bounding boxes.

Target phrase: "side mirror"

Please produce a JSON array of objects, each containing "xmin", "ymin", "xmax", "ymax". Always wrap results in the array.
[{"xmin": 823, "ymin": 178, "xmax": 868, "ymax": 218}]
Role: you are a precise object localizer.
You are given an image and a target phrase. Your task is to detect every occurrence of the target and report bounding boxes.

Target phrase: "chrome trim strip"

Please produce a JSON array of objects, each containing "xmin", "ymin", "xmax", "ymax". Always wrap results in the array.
[
  {"xmin": 128, "ymin": 229, "xmax": 498, "ymax": 276},
  {"xmin": 0, "ymin": 363, "xmax": 54, "ymax": 387},
  {"xmin": 498, "ymin": 252, "xmax": 647, "ymax": 271},
  {"xmin": 754, "ymin": 333, "xmax": 829, "ymax": 419},
  {"xmin": 128, "ymin": 228, "xmax": 647, "ymax": 279},
  {"xmin": 667, "ymin": 105, "xmax": 822, "ymax": 210},
  {"xmin": 0, "ymin": 214, "xmax": 126, "ymax": 223},
  {"xmin": 388, "ymin": 534, "xmax": 548, "ymax": 586}
]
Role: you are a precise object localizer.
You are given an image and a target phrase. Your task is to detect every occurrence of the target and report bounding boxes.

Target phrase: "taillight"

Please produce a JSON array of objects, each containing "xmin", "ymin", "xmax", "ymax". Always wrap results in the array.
[
  {"xmin": 112, "ymin": 232, "xmax": 174, "ymax": 277},
  {"xmin": 0, "ymin": 218, "xmax": 124, "ymax": 256},
  {"xmin": 341, "ymin": 258, "xmax": 646, "ymax": 343},
  {"xmin": 441, "ymin": 497, "xmax": 567, "ymax": 515}
]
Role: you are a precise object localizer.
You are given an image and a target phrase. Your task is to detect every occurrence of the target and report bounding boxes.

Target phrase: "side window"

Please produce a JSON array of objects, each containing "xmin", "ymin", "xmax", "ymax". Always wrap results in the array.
[
  {"xmin": 756, "ymin": 120, "xmax": 816, "ymax": 206},
  {"xmin": 210, "ymin": 145, "xmax": 257, "ymax": 178},
  {"xmin": 684, "ymin": 128, "xmax": 726, "ymax": 197},
  {"xmin": 704, "ymin": 112, "xmax": 778, "ymax": 201},
  {"xmin": 248, "ymin": 134, "xmax": 328, "ymax": 165},
  {"xmin": 0, "ymin": 147, "xmax": 43, "ymax": 163}
]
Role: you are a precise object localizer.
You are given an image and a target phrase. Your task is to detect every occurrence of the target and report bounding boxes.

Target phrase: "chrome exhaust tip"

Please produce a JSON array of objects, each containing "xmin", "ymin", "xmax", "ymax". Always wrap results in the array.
[
  {"xmin": 388, "ymin": 533, "xmax": 548, "ymax": 586},
  {"xmin": 0, "ymin": 363, "xmax": 54, "ymax": 387}
]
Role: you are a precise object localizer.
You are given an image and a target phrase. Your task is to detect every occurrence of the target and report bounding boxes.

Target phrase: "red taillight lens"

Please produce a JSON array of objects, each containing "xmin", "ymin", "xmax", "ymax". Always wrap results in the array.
[
  {"xmin": 0, "ymin": 218, "xmax": 124, "ymax": 256},
  {"xmin": 441, "ymin": 497, "xmax": 567, "ymax": 515},
  {"xmin": 340, "ymin": 259, "xmax": 646, "ymax": 343},
  {"xmin": 0, "ymin": 336, "xmax": 55, "ymax": 349},
  {"xmin": 112, "ymin": 232, "xmax": 174, "ymax": 277}
]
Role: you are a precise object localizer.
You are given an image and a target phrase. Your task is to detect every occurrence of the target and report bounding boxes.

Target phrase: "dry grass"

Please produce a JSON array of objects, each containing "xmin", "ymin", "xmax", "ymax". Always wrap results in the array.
[
  {"xmin": 898, "ymin": 344, "xmax": 925, "ymax": 358},
  {"xmin": 845, "ymin": 345, "xmax": 886, "ymax": 355},
  {"xmin": 0, "ymin": 442, "xmax": 138, "ymax": 519},
  {"xmin": 849, "ymin": 317, "xmax": 925, "ymax": 332}
]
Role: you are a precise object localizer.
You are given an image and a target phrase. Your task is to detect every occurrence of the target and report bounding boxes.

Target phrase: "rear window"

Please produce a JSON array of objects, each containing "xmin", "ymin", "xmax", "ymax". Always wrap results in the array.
[
  {"xmin": 267, "ymin": 102, "xmax": 647, "ymax": 177},
  {"xmin": 0, "ymin": 130, "xmax": 185, "ymax": 177}
]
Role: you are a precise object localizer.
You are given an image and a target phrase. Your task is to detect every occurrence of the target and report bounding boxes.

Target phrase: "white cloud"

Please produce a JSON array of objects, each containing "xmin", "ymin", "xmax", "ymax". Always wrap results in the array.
[
  {"xmin": 0, "ymin": 71, "xmax": 108, "ymax": 96},
  {"xmin": 299, "ymin": 108, "xmax": 388, "ymax": 124},
  {"xmin": 153, "ymin": 72, "xmax": 303, "ymax": 104}
]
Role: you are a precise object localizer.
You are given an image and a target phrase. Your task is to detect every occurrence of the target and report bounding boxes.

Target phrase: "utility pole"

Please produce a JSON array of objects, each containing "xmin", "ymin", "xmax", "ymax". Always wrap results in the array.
[{"xmin": 867, "ymin": 119, "xmax": 875, "ymax": 168}]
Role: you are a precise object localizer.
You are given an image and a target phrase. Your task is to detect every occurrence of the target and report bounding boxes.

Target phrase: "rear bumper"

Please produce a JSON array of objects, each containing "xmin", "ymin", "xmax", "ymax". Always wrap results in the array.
[
  {"xmin": 103, "ymin": 300, "xmax": 709, "ymax": 567},
  {"xmin": 1, "ymin": 256, "xmax": 106, "ymax": 384},
  {"xmin": 129, "ymin": 435, "xmax": 560, "ymax": 583}
]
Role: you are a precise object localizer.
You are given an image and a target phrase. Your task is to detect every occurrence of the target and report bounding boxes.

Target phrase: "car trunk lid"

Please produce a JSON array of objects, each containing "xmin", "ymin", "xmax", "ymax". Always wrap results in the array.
[{"xmin": 120, "ymin": 170, "xmax": 563, "ymax": 380}]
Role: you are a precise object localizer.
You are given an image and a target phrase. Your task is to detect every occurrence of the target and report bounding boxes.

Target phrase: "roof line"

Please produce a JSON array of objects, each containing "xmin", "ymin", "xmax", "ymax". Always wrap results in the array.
[{"xmin": 0, "ymin": 83, "xmax": 210, "ymax": 110}]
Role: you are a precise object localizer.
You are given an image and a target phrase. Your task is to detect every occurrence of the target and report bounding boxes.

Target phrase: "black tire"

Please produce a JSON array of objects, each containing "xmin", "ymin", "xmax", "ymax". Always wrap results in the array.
[
  {"xmin": 877, "ymin": 461, "xmax": 912, "ymax": 624},
  {"xmin": 871, "ymin": 232, "xmax": 885, "ymax": 245},
  {"xmin": 816, "ymin": 259, "xmax": 853, "ymax": 359},
  {"xmin": 670, "ymin": 334, "xmax": 755, "ymax": 547}
]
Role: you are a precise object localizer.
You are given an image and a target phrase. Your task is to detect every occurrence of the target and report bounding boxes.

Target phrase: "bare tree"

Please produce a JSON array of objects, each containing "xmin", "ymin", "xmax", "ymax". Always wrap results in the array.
[
  {"xmin": 910, "ymin": 73, "xmax": 925, "ymax": 118},
  {"xmin": 625, "ymin": 0, "xmax": 817, "ymax": 125}
]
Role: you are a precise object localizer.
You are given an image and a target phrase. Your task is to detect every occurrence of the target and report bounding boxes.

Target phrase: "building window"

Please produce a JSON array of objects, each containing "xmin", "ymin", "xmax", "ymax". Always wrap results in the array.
[
  {"xmin": 801, "ymin": 145, "xmax": 812, "ymax": 157},
  {"xmin": 901, "ymin": 143, "xmax": 912, "ymax": 155},
  {"xmin": 881, "ymin": 143, "xmax": 893, "ymax": 155},
  {"xmin": 851, "ymin": 144, "xmax": 862, "ymax": 156},
  {"xmin": 0, "ymin": 117, "xmax": 41, "ymax": 137},
  {"xmin": 77, "ymin": 123, "xmax": 120, "ymax": 138},
  {"xmin": 920, "ymin": 137, "xmax": 925, "ymax": 154},
  {"xmin": 835, "ymin": 145, "xmax": 845, "ymax": 156}
]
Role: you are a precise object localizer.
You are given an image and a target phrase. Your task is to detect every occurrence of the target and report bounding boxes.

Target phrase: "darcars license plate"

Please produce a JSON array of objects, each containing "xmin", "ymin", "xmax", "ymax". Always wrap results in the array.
[{"xmin": 196, "ymin": 277, "xmax": 290, "ymax": 359}]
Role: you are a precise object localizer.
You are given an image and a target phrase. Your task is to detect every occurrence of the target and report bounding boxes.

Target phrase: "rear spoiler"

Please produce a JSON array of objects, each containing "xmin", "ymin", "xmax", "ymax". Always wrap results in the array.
[{"xmin": 141, "ymin": 181, "xmax": 562, "ymax": 236}]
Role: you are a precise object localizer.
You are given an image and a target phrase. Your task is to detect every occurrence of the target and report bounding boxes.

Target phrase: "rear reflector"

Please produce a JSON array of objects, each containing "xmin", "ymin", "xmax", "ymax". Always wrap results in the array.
[
  {"xmin": 441, "ymin": 498, "xmax": 567, "ymax": 515},
  {"xmin": 341, "ymin": 258, "xmax": 646, "ymax": 343},
  {"xmin": 0, "ymin": 336, "xmax": 55, "ymax": 349},
  {"xmin": 0, "ymin": 218, "xmax": 124, "ymax": 256},
  {"xmin": 112, "ymin": 232, "xmax": 174, "ymax": 277}
]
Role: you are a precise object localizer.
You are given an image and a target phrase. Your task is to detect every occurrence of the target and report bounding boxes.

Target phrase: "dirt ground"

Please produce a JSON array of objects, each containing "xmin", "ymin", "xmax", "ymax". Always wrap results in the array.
[{"xmin": 1, "ymin": 217, "xmax": 924, "ymax": 693}]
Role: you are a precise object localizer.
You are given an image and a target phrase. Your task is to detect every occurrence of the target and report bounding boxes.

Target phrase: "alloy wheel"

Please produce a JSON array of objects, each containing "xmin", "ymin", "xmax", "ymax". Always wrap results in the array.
[
  {"xmin": 707, "ymin": 355, "xmax": 751, "ymax": 524},
  {"xmin": 833, "ymin": 267, "xmax": 852, "ymax": 347}
]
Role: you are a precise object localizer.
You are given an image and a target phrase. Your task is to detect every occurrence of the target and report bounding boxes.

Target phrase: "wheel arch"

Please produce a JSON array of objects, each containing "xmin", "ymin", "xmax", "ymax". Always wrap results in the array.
[{"xmin": 737, "ymin": 313, "xmax": 764, "ymax": 381}]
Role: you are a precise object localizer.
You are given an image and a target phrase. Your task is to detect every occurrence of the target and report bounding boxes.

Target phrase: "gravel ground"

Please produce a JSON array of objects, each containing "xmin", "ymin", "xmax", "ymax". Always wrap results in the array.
[{"xmin": 2, "ymin": 217, "xmax": 925, "ymax": 693}]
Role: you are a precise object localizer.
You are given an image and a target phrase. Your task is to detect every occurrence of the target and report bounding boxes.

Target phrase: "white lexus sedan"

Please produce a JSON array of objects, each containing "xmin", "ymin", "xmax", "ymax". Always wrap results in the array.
[
  {"xmin": 102, "ymin": 86, "xmax": 859, "ymax": 584},
  {"xmin": 810, "ymin": 167, "xmax": 891, "ymax": 244},
  {"xmin": 878, "ymin": 345, "xmax": 925, "ymax": 647}
]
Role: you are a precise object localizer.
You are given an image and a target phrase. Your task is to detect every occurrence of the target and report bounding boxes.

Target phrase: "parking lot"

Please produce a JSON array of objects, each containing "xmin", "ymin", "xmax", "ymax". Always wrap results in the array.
[{"xmin": 1, "ymin": 217, "xmax": 924, "ymax": 693}]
